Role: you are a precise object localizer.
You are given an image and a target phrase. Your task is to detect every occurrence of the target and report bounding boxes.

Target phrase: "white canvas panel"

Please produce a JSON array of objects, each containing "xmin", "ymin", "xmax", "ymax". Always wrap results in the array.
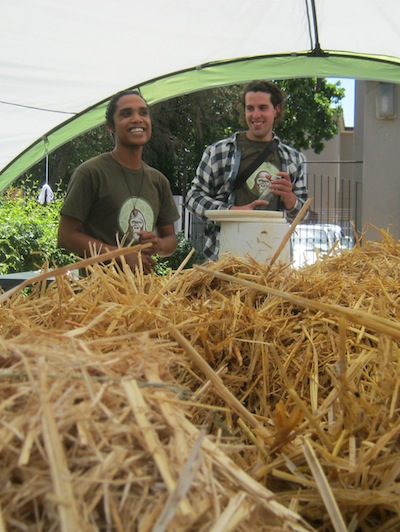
[{"xmin": 1, "ymin": 0, "xmax": 400, "ymax": 188}]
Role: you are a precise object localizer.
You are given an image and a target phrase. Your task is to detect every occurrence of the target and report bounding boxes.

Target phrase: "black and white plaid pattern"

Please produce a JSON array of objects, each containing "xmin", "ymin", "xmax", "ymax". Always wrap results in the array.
[{"xmin": 185, "ymin": 132, "xmax": 308, "ymax": 261}]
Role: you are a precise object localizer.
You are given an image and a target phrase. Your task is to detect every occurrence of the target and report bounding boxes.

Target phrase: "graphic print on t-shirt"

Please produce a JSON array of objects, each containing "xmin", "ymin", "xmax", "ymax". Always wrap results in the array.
[
  {"xmin": 119, "ymin": 197, "xmax": 155, "ymax": 243},
  {"xmin": 246, "ymin": 161, "xmax": 280, "ymax": 198}
]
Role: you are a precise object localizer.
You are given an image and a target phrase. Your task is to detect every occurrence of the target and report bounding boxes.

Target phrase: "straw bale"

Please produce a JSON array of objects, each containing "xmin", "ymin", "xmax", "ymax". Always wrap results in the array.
[
  {"xmin": 0, "ymin": 227, "xmax": 399, "ymax": 530},
  {"xmin": 0, "ymin": 332, "xmax": 305, "ymax": 531}
]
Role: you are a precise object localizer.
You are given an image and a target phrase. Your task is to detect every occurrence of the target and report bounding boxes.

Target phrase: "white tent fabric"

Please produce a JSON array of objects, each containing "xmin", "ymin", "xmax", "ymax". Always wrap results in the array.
[{"xmin": 1, "ymin": 0, "xmax": 400, "ymax": 190}]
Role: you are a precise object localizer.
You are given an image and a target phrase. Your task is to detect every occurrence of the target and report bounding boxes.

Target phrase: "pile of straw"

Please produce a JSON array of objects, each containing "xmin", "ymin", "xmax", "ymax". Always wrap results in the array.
[{"xmin": 0, "ymin": 228, "xmax": 399, "ymax": 531}]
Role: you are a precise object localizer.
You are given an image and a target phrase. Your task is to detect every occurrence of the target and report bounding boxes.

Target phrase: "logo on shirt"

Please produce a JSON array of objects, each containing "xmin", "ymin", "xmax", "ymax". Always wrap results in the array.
[
  {"xmin": 247, "ymin": 161, "xmax": 280, "ymax": 198},
  {"xmin": 119, "ymin": 198, "xmax": 154, "ymax": 243}
]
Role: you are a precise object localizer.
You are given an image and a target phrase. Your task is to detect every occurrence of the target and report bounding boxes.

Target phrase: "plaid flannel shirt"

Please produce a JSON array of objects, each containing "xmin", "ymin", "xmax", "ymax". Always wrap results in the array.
[{"xmin": 185, "ymin": 132, "xmax": 308, "ymax": 261}]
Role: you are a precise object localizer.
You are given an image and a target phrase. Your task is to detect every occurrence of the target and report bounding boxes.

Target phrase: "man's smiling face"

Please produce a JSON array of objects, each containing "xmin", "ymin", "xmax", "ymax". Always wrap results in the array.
[
  {"xmin": 245, "ymin": 91, "xmax": 280, "ymax": 142},
  {"xmin": 112, "ymin": 94, "xmax": 152, "ymax": 147}
]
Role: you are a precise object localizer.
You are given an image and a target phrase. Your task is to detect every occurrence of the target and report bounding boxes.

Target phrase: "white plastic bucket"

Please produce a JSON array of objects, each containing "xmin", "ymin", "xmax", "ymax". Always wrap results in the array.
[{"xmin": 205, "ymin": 210, "xmax": 291, "ymax": 263}]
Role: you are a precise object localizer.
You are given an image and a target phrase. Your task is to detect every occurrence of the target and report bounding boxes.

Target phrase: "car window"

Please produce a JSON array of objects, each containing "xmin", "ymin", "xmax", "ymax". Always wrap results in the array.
[{"xmin": 295, "ymin": 228, "xmax": 328, "ymax": 245}]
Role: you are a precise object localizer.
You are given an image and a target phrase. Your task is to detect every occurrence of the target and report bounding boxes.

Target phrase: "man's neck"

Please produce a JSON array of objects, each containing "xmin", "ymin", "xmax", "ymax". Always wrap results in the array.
[
  {"xmin": 111, "ymin": 146, "xmax": 143, "ymax": 169},
  {"xmin": 245, "ymin": 130, "xmax": 274, "ymax": 142}
]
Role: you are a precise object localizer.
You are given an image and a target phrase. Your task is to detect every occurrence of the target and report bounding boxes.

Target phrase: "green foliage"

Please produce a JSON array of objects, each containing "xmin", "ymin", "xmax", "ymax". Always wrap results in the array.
[
  {"xmin": 276, "ymin": 78, "xmax": 345, "ymax": 153},
  {"xmin": 0, "ymin": 184, "xmax": 75, "ymax": 274},
  {"xmin": 143, "ymin": 86, "xmax": 242, "ymax": 194},
  {"xmin": 154, "ymin": 232, "xmax": 204, "ymax": 275}
]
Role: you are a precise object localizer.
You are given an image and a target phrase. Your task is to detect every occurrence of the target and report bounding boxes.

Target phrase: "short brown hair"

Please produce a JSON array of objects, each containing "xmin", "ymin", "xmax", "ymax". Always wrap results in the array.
[{"xmin": 241, "ymin": 80, "xmax": 285, "ymax": 122}]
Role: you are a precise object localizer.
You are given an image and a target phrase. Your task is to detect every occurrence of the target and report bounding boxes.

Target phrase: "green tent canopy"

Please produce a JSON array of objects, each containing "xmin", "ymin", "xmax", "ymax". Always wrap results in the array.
[{"xmin": 1, "ymin": 0, "xmax": 399, "ymax": 191}]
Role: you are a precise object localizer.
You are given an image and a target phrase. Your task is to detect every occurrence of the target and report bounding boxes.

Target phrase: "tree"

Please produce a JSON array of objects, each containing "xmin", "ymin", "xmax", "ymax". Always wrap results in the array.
[
  {"xmin": 276, "ymin": 78, "xmax": 345, "ymax": 153},
  {"xmin": 142, "ymin": 85, "xmax": 243, "ymax": 194},
  {"xmin": 20, "ymin": 79, "xmax": 344, "ymax": 193}
]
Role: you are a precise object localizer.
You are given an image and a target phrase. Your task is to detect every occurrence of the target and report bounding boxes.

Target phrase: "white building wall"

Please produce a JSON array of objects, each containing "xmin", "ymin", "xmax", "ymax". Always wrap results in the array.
[
  {"xmin": 303, "ymin": 80, "xmax": 400, "ymax": 240},
  {"xmin": 356, "ymin": 81, "xmax": 400, "ymax": 240}
]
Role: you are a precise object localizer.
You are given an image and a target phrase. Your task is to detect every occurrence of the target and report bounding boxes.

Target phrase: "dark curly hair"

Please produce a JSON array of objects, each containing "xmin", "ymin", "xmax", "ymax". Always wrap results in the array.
[{"xmin": 105, "ymin": 90, "xmax": 147, "ymax": 128}]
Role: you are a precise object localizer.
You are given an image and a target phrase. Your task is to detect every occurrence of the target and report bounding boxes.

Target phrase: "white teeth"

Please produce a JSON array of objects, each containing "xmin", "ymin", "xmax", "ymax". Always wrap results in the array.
[{"xmin": 129, "ymin": 128, "xmax": 144, "ymax": 133}]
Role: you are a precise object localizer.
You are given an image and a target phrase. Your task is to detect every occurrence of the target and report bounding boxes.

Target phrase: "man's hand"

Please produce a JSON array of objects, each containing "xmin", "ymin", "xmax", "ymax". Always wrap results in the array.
[
  {"xmin": 230, "ymin": 173, "xmax": 297, "ymax": 212},
  {"xmin": 138, "ymin": 225, "xmax": 177, "ymax": 258},
  {"xmin": 269, "ymin": 172, "xmax": 296, "ymax": 210},
  {"xmin": 137, "ymin": 231, "xmax": 160, "ymax": 255},
  {"xmin": 230, "ymin": 200, "xmax": 269, "ymax": 211},
  {"xmin": 124, "ymin": 248, "xmax": 156, "ymax": 274}
]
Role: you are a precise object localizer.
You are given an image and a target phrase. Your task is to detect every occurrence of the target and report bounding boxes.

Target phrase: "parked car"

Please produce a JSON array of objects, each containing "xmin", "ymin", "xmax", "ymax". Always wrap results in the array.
[
  {"xmin": 291, "ymin": 224, "xmax": 355, "ymax": 268},
  {"xmin": 318, "ymin": 224, "xmax": 355, "ymax": 250}
]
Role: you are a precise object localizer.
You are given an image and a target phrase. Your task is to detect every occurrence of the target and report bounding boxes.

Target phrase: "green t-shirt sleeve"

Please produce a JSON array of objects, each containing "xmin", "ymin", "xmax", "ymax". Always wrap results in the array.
[{"xmin": 61, "ymin": 165, "xmax": 97, "ymax": 222}]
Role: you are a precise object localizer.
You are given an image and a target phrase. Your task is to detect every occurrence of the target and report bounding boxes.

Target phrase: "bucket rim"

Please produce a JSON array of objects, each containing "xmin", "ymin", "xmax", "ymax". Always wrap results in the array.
[{"xmin": 205, "ymin": 209, "xmax": 287, "ymax": 223}]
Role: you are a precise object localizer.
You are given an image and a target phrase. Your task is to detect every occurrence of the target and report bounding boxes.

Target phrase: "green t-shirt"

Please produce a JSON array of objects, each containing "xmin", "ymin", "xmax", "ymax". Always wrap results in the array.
[
  {"xmin": 61, "ymin": 153, "xmax": 180, "ymax": 246},
  {"xmin": 234, "ymin": 133, "xmax": 282, "ymax": 210}
]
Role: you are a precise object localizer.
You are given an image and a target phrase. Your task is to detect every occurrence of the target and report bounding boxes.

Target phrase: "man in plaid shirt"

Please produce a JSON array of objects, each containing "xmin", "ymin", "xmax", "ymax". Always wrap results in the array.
[{"xmin": 185, "ymin": 80, "xmax": 309, "ymax": 261}]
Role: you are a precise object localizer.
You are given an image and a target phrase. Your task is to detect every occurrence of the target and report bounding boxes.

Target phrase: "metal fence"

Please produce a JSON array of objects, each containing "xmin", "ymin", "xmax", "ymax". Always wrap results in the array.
[
  {"xmin": 181, "ymin": 174, "xmax": 362, "ymax": 260},
  {"xmin": 305, "ymin": 173, "xmax": 362, "ymax": 239}
]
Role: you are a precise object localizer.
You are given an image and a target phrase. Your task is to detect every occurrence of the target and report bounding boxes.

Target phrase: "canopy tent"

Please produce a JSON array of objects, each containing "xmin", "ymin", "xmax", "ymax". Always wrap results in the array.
[{"xmin": 1, "ymin": 0, "xmax": 400, "ymax": 191}]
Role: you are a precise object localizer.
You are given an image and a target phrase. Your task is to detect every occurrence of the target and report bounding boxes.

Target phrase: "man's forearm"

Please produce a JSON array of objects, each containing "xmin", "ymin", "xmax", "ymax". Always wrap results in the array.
[{"xmin": 157, "ymin": 234, "xmax": 178, "ymax": 257}]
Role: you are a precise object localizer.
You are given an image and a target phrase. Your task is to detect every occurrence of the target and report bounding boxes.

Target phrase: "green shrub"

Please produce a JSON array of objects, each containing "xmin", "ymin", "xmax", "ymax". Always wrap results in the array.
[{"xmin": 0, "ymin": 184, "xmax": 75, "ymax": 274}]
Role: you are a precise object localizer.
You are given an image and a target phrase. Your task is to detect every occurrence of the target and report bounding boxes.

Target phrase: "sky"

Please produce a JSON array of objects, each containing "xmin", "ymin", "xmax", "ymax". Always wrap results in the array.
[{"xmin": 328, "ymin": 77, "xmax": 355, "ymax": 127}]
